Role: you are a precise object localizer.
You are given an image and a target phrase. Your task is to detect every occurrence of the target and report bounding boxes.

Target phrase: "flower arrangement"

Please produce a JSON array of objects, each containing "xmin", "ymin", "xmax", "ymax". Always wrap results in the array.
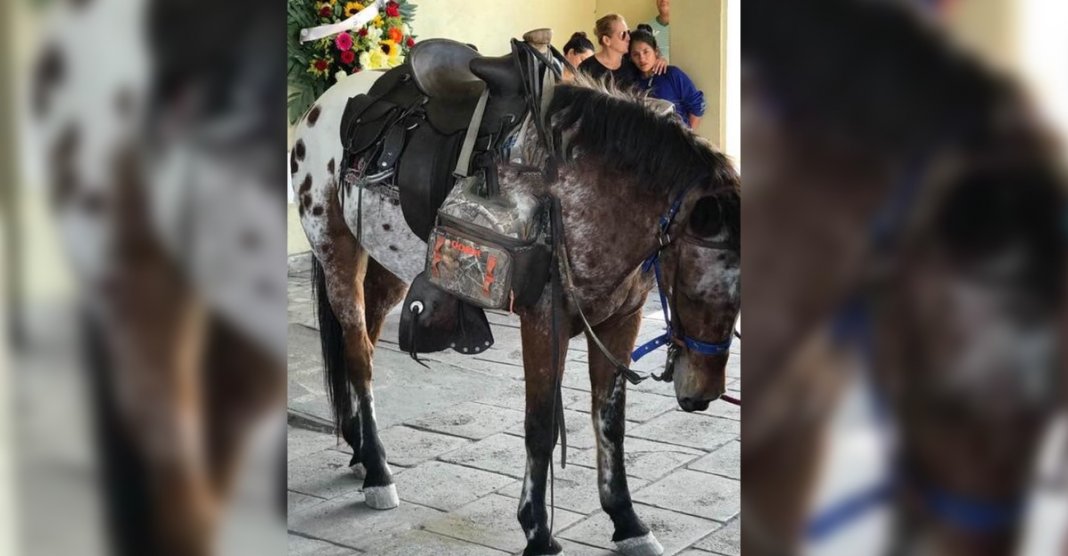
[{"xmin": 288, "ymin": 0, "xmax": 417, "ymax": 123}]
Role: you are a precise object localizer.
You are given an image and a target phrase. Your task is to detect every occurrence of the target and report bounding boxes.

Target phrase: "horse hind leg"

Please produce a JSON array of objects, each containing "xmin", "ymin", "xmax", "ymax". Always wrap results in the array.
[
  {"xmin": 336, "ymin": 256, "xmax": 407, "ymax": 471},
  {"xmin": 312, "ymin": 239, "xmax": 401, "ymax": 510},
  {"xmin": 201, "ymin": 314, "xmax": 285, "ymax": 507}
]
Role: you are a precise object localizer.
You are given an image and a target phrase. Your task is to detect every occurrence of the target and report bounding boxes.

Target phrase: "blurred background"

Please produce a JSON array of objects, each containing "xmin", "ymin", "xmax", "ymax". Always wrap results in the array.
[
  {"xmin": 742, "ymin": 1, "xmax": 1068, "ymax": 555},
  {"xmin": 3, "ymin": 0, "xmax": 288, "ymax": 554}
]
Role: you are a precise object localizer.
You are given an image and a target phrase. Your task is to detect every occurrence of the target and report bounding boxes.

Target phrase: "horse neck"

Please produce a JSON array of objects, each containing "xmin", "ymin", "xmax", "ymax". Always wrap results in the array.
[{"xmin": 552, "ymin": 161, "xmax": 668, "ymax": 295}]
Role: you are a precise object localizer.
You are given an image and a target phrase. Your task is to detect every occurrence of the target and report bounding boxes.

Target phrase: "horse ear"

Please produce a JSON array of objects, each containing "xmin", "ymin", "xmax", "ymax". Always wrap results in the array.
[{"xmin": 687, "ymin": 196, "xmax": 723, "ymax": 238}]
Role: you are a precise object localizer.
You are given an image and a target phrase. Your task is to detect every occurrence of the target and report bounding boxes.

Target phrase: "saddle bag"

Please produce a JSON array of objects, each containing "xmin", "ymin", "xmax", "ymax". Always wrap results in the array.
[{"xmin": 426, "ymin": 176, "xmax": 552, "ymax": 310}]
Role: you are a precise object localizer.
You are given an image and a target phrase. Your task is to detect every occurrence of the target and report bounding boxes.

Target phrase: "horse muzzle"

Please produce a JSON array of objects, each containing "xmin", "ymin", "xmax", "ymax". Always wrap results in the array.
[{"xmin": 672, "ymin": 351, "xmax": 728, "ymax": 412}]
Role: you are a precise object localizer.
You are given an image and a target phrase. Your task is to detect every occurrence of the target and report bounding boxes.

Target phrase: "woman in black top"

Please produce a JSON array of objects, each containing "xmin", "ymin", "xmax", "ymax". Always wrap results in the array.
[
  {"xmin": 579, "ymin": 14, "xmax": 640, "ymax": 88},
  {"xmin": 579, "ymin": 14, "xmax": 665, "ymax": 89}
]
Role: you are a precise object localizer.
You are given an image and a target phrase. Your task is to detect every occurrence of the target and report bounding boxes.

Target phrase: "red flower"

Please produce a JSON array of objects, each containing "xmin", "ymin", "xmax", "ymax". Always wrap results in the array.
[
  {"xmin": 341, "ymin": 50, "xmax": 356, "ymax": 65},
  {"xmin": 385, "ymin": 1, "xmax": 399, "ymax": 17},
  {"xmin": 335, "ymin": 32, "xmax": 353, "ymax": 51},
  {"xmin": 314, "ymin": 59, "xmax": 330, "ymax": 72},
  {"xmin": 358, "ymin": 28, "xmax": 368, "ymax": 37},
  {"xmin": 319, "ymin": 5, "xmax": 331, "ymax": 17},
  {"xmin": 406, "ymin": 36, "xmax": 415, "ymax": 48}
]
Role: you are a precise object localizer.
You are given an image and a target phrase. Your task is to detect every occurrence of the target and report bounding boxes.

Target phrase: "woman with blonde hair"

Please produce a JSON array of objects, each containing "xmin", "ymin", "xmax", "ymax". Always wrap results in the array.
[{"xmin": 578, "ymin": 13, "xmax": 665, "ymax": 88}]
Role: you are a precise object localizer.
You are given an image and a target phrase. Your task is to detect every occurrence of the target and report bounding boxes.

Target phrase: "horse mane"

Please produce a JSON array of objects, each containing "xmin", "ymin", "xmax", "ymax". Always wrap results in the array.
[{"xmin": 546, "ymin": 74, "xmax": 738, "ymax": 198}]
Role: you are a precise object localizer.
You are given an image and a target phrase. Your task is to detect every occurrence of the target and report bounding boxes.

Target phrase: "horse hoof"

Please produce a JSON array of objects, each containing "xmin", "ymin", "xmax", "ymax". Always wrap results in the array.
[
  {"xmin": 363, "ymin": 484, "xmax": 399, "ymax": 510},
  {"xmin": 523, "ymin": 537, "xmax": 563, "ymax": 556},
  {"xmin": 614, "ymin": 532, "xmax": 663, "ymax": 556}
]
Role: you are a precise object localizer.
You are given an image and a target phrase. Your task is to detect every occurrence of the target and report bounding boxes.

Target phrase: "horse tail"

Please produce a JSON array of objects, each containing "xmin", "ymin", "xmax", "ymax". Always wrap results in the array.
[
  {"xmin": 82, "ymin": 310, "xmax": 156, "ymax": 553},
  {"xmin": 313, "ymin": 256, "xmax": 353, "ymax": 434}
]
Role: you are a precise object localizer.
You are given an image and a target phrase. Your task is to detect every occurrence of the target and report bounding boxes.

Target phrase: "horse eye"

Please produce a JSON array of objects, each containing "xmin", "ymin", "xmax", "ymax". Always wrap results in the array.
[{"xmin": 688, "ymin": 197, "xmax": 722, "ymax": 237}]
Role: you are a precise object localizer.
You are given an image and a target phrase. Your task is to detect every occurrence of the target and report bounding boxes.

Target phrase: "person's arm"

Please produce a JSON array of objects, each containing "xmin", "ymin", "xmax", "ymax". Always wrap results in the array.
[{"xmin": 675, "ymin": 68, "xmax": 706, "ymax": 126}]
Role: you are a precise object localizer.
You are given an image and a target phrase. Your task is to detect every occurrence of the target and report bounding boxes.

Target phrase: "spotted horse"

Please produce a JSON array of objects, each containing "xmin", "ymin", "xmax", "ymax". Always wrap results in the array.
[
  {"xmin": 29, "ymin": 0, "xmax": 287, "ymax": 554},
  {"xmin": 291, "ymin": 29, "xmax": 741, "ymax": 556}
]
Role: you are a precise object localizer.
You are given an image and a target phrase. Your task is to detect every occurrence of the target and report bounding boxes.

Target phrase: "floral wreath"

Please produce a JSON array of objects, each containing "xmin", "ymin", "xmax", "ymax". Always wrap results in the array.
[{"xmin": 287, "ymin": 0, "xmax": 417, "ymax": 123}]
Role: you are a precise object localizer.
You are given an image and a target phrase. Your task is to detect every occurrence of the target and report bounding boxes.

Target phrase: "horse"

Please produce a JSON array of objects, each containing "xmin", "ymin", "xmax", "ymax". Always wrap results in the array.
[
  {"xmin": 291, "ymin": 45, "xmax": 741, "ymax": 555},
  {"xmin": 29, "ymin": 0, "xmax": 287, "ymax": 554},
  {"xmin": 740, "ymin": 1, "xmax": 1067, "ymax": 554}
]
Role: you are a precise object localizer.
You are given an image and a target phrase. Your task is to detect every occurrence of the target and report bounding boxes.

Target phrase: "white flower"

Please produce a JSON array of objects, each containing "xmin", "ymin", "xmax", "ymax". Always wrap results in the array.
[
  {"xmin": 367, "ymin": 25, "xmax": 383, "ymax": 43},
  {"xmin": 359, "ymin": 51, "xmax": 371, "ymax": 69},
  {"xmin": 401, "ymin": 23, "xmax": 410, "ymax": 36},
  {"xmin": 334, "ymin": 70, "xmax": 348, "ymax": 81}
]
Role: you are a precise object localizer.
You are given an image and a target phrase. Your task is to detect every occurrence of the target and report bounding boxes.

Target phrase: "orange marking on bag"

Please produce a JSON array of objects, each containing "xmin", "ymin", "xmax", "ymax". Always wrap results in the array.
[{"xmin": 482, "ymin": 255, "xmax": 498, "ymax": 294}]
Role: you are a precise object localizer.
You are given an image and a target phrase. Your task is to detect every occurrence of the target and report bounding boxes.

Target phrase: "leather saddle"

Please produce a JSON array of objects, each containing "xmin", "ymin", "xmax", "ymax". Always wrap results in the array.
[{"xmin": 339, "ymin": 38, "xmax": 536, "ymax": 241}]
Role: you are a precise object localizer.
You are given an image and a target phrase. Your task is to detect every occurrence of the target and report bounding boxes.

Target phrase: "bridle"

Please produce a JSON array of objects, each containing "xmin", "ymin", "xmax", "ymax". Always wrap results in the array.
[{"xmin": 629, "ymin": 188, "xmax": 741, "ymax": 404}]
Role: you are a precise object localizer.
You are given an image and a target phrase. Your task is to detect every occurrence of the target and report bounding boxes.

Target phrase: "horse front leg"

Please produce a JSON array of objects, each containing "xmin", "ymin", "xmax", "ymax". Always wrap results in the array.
[
  {"xmin": 587, "ymin": 309, "xmax": 663, "ymax": 556},
  {"xmin": 517, "ymin": 312, "xmax": 570, "ymax": 556}
]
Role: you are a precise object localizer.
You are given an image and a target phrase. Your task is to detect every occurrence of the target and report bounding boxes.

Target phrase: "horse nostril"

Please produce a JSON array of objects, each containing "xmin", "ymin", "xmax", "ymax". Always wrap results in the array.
[{"xmin": 679, "ymin": 398, "xmax": 711, "ymax": 412}]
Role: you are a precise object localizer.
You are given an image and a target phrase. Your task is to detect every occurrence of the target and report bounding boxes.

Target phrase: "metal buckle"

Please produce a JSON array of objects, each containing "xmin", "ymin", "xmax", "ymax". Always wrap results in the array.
[{"xmin": 654, "ymin": 344, "xmax": 680, "ymax": 382}]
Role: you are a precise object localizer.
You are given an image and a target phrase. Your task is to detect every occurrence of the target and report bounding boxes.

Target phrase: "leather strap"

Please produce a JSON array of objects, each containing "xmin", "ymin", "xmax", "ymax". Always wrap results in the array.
[{"xmin": 453, "ymin": 88, "xmax": 490, "ymax": 179}]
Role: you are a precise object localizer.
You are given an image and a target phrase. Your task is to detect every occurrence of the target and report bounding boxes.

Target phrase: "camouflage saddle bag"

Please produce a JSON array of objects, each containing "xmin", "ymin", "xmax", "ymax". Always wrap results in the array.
[{"xmin": 425, "ymin": 176, "xmax": 552, "ymax": 311}]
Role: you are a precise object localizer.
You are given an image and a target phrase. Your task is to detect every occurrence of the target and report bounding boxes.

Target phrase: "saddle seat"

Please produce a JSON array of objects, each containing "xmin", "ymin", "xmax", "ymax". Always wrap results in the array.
[
  {"xmin": 410, "ymin": 40, "xmax": 487, "ymax": 135},
  {"xmin": 470, "ymin": 55, "xmax": 525, "ymax": 98},
  {"xmin": 409, "ymin": 39, "xmax": 485, "ymax": 100}
]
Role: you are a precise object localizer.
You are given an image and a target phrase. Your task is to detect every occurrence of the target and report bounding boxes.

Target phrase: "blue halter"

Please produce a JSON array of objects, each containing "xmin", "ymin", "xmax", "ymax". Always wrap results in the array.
[{"xmin": 631, "ymin": 189, "xmax": 733, "ymax": 362}]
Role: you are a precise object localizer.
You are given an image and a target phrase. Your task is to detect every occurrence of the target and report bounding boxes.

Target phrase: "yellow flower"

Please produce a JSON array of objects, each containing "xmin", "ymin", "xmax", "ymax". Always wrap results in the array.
[
  {"xmin": 367, "ymin": 48, "xmax": 389, "ymax": 69},
  {"xmin": 380, "ymin": 39, "xmax": 399, "ymax": 59},
  {"xmin": 324, "ymin": 0, "xmax": 337, "ymax": 5},
  {"xmin": 344, "ymin": 2, "xmax": 364, "ymax": 17},
  {"xmin": 373, "ymin": 15, "xmax": 384, "ymax": 28}
]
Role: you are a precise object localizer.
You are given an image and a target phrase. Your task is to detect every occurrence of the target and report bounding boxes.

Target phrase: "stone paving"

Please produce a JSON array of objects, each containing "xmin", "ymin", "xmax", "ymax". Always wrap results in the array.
[{"xmin": 287, "ymin": 254, "xmax": 741, "ymax": 555}]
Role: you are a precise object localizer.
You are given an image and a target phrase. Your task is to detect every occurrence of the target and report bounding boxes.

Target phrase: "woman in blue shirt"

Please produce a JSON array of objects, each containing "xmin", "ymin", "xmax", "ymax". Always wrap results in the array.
[{"xmin": 629, "ymin": 28, "xmax": 706, "ymax": 129}]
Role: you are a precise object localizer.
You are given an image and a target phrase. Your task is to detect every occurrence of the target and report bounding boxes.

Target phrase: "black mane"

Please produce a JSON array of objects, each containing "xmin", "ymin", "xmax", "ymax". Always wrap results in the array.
[{"xmin": 546, "ymin": 82, "xmax": 738, "ymax": 198}]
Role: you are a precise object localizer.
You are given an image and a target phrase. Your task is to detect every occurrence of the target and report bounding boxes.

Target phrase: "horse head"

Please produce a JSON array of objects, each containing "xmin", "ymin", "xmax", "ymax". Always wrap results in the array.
[{"xmin": 661, "ymin": 189, "xmax": 741, "ymax": 411}]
